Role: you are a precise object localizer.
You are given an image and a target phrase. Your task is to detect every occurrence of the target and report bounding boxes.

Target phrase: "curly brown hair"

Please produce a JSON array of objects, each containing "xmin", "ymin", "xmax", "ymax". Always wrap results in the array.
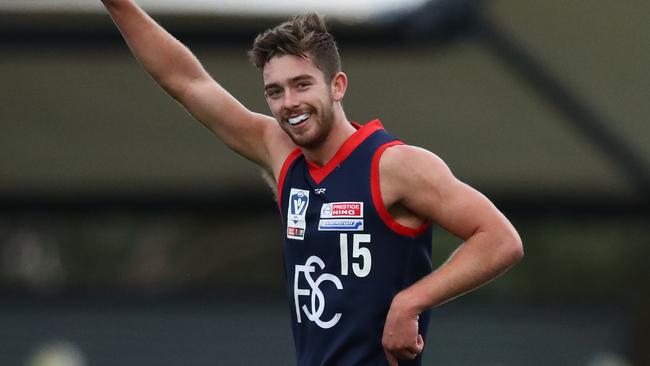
[{"xmin": 248, "ymin": 13, "xmax": 341, "ymax": 81}]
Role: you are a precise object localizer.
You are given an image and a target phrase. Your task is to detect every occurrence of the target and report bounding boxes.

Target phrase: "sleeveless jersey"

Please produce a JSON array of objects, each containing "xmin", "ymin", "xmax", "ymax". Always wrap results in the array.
[{"xmin": 277, "ymin": 120, "xmax": 434, "ymax": 366}]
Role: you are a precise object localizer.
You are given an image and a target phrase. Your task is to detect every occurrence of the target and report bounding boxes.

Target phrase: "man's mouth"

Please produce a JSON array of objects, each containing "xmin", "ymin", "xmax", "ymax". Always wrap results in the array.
[{"xmin": 288, "ymin": 113, "xmax": 310, "ymax": 126}]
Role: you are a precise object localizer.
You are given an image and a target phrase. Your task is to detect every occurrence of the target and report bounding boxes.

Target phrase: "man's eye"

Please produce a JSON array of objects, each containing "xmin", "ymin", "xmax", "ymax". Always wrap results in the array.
[
  {"xmin": 297, "ymin": 82, "xmax": 310, "ymax": 89},
  {"xmin": 266, "ymin": 89, "xmax": 282, "ymax": 98}
]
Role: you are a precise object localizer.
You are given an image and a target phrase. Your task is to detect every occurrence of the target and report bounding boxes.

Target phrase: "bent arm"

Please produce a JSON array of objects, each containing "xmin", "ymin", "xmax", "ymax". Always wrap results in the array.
[
  {"xmin": 384, "ymin": 145, "xmax": 523, "ymax": 310},
  {"xmin": 381, "ymin": 145, "xmax": 523, "ymax": 364},
  {"xmin": 101, "ymin": 0, "xmax": 292, "ymax": 170}
]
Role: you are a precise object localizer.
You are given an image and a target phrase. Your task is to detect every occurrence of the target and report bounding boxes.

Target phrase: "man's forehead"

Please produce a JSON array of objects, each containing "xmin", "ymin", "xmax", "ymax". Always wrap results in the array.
[{"xmin": 262, "ymin": 53, "xmax": 324, "ymax": 84}]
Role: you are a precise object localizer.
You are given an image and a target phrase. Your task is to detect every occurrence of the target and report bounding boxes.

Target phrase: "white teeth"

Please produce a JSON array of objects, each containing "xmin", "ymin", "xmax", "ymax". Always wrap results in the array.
[{"xmin": 288, "ymin": 113, "xmax": 310, "ymax": 126}]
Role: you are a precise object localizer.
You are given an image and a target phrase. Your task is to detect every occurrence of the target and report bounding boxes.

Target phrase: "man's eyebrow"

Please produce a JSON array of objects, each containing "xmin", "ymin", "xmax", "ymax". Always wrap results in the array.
[
  {"xmin": 265, "ymin": 74, "xmax": 316, "ymax": 90},
  {"xmin": 291, "ymin": 74, "xmax": 316, "ymax": 83},
  {"xmin": 264, "ymin": 82, "xmax": 280, "ymax": 91}
]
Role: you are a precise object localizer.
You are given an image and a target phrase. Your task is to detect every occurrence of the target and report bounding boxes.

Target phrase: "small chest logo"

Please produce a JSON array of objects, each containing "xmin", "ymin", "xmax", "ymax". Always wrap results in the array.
[
  {"xmin": 287, "ymin": 188, "xmax": 310, "ymax": 240},
  {"xmin": 319, "ymin": 202, "xmax": 364, "ymax": 231},
  {"xmin": 320, "ymin": 202, "xmax": 363, "ymax": 218}
]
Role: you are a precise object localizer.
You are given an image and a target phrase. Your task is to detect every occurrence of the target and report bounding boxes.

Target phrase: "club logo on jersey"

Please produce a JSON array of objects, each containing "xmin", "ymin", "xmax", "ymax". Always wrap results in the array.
[
  {"xmin": 287, "ymin": 188, "xmax": 310, "ymax": 240},
  {"xmin": 294, "ymin": 256, "xmax": 343, "ymax": 329},
  {"xmin": 319, "ymin": 202, "xmax": 363, "ymax": 231}
]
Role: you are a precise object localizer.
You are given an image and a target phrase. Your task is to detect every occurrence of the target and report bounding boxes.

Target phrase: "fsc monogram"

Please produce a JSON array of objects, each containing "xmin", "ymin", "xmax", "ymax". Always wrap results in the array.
[{"xmin": 294, "ymin": 233, "xmax": 372, "ymax": 329}]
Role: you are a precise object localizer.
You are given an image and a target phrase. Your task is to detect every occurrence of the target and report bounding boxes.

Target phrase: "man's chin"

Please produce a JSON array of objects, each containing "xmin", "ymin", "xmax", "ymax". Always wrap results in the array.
[{"xmin": 289, "ymin": 133, "xmax": 326, "ymax": 150}]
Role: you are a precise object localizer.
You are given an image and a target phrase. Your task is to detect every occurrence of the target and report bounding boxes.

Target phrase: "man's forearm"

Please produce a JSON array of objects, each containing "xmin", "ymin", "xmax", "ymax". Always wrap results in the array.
[
  {"xmin": 382, "ymin": 230, "xmax": 521, "ymax": 363},
  {"xmin": 102, "ymin": 0, "xmax": 209, "ymax": 95},
  {"xmin": 397, "ymin": 228, "xmax": 523, "ymax": 313}
]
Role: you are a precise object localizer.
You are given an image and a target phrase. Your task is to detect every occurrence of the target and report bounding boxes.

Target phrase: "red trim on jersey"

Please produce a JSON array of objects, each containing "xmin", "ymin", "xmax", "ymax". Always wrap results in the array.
[
  {"xmin": 371, "ymin": 141, "xmax": 432, "ymax": 238},
  {"xmin": 277, "ymin": 148, "xmax": 303, "ymax": 213},
  {"xmin": 307, "ymin": 119, "xmax": 384, "ymax": 184}
]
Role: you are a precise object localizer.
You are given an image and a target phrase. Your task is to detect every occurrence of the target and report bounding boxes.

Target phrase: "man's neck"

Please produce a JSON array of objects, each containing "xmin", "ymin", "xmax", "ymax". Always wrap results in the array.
[{"xmin": 302, "ymin": 117, "xmax": 357, "ymax": 167}]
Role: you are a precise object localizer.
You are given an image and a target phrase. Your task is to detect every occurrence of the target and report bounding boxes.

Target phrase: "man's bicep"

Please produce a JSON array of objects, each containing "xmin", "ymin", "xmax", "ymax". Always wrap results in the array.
[
  {"xmin": 432, "ymin": 179, "xmax": 501, "ymax": 240},
  {"xmin": 396, "ymin": 149, "xmax": 500, "ymax": 240}
]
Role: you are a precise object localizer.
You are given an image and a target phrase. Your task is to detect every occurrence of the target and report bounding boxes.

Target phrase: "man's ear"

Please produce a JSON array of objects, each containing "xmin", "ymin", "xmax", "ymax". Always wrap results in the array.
[{"xmin": 331, "ymin": 72, "xmax": 348, "ymax": 102}]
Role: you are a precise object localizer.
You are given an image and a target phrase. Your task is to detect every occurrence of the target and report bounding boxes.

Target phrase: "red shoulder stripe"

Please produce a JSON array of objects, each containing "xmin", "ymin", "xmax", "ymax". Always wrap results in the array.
[{"xmin": 371, "ymin": 141, "xmax": 432, "ymax": 238}]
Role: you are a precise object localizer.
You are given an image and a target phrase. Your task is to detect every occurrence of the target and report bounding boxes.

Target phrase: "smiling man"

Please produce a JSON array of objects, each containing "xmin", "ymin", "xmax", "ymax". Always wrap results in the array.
[{"xmin": 101, "ymin": 1, "xmax": 523, "ymax": 365}]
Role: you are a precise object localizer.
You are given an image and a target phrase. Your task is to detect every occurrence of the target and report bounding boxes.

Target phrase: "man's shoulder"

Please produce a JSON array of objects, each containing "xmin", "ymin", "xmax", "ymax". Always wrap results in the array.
[
  {"xmin": 378, "ymin": 143, "xmax": 453, "ymax": 194},
  {"xmin": 379, "ymin": 144, "xmax": 445, "ymax": 171},
  {"xmin": 264, "ymin": 124, "xmax": 299, "ymax": 177}
]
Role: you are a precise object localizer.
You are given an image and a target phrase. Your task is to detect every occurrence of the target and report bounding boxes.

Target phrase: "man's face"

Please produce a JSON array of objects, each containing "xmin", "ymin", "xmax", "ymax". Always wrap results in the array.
[{"xmin": 262, "ymin": 54, "xmax": 336, "ymax": 149}]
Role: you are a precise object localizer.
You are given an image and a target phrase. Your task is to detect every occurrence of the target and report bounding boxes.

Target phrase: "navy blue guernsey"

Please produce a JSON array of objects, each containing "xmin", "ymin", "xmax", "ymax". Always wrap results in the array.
[{"xmin": 277, "ymin": 120, "xmax": 434, "ymax": 366}]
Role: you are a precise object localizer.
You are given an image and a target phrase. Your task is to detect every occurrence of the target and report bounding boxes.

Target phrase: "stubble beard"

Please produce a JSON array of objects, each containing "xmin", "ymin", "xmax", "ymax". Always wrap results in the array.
[{"xmin": 284, "ymin": 102, "xmax": 336, "ymax": 150}]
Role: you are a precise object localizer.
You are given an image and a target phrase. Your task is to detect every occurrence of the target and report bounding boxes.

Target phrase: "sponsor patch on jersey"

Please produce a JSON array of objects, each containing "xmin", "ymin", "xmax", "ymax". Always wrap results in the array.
[
  {"xmin": 287, "ymin": 226, "xmax": 305, "ymax": 237},
  {"xmin": 287, "ymin": 188, "xmax": 310, "ymax": 240},
  {"xmin": 318, "ymin": 219, "xmax": 364, "ymax": 231},
  {"xmin": 320, "ymin": 202, "xmax": 363, "ymax": 219}
]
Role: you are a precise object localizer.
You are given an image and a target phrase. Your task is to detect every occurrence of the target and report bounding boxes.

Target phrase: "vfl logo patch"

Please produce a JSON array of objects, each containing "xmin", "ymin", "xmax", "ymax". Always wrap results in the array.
[
  {"xmin": 320, "ymin": 202, "xmax": 363, "ymax": 218},
  {"xmin": 318, "ymin": 219, "xmax": 364, "ymax": 231},
  {"xmin": 287, "ymin": 188, "xmax": 310, "ymax": 240}
]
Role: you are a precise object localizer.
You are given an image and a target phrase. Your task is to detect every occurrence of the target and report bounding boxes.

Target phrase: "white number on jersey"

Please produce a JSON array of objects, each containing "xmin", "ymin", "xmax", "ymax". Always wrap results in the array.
[{"xmin": 339, "ymin": 233, "xmax": 372, "ymax": 277}]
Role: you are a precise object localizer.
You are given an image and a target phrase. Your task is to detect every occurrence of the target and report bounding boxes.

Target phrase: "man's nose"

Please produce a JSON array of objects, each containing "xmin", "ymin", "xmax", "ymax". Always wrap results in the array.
[{"xmin": 283, "ymin": 90, "xmax": 300, "ymax": 109}]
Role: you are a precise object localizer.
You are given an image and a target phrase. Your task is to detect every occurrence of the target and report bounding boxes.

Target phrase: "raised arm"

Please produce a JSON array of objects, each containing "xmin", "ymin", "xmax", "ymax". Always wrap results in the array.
[
  {"xmin": 101, "ymin": 0, "xmax": 293, "ymax": 171},
  {"xmin": 379, "ymin": 145, "xmax": 523, "ymax": 365}
]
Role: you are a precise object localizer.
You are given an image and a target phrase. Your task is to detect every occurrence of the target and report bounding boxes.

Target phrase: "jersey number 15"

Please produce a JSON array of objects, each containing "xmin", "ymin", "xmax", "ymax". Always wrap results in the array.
[{"xmin": 339, "ymin": 233, "xmax": 371, "ymax": 277}]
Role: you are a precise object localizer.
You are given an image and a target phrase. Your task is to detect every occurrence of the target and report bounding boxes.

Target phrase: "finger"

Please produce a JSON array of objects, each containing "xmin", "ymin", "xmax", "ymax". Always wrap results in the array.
[
  {"xmin": 391, "ymin": 347, "xmax": 418, "ymax": 361},
  {"xmin": 415, "ymin": 334, "xmax": 424, "ymax": 353},
  {"xmin": 404, "ymin": 339, "xmax": 424, "ymax": 356},
  {"xmin": 404, "ymin": 350, "xmax": 418, "ymax": 360},
  {"xmin": 384, "ymin": 349, "xmax": 399, "ymax": 366}
]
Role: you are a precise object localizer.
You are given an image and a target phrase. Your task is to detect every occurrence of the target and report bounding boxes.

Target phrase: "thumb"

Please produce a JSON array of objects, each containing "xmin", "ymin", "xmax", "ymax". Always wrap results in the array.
[
  {"xmin": 415, "ymin": 334, "xmax": 424, "ymax": 353},
  {"xmin": 384, "ymin": 349, "xmax": 399, "ymax": 366}
]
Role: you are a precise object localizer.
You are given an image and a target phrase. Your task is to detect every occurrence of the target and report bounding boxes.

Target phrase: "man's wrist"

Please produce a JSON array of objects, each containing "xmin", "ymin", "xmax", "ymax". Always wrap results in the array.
[{"xmin": 392, "ymin": 288, "xmax": 427, "ymax": 315}]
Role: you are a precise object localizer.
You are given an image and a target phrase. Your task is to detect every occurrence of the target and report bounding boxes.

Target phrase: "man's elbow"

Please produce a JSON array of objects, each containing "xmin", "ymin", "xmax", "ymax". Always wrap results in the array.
[{"xmin": 502, "ymin": 229, "xmax": 524, "ymax": 265}]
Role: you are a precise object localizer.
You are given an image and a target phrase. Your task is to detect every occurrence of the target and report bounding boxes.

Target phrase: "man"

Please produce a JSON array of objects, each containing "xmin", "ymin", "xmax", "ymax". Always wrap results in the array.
[{"xmin": 101, "ymin": 1, "xmax": 523, "ymax": 365}]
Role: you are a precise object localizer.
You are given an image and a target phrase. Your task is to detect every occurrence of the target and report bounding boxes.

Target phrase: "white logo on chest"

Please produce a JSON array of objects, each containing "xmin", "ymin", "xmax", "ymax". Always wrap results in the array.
[{"xmin": 294, "ymin": 256, "xmax": 343, "ymax": 329}]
